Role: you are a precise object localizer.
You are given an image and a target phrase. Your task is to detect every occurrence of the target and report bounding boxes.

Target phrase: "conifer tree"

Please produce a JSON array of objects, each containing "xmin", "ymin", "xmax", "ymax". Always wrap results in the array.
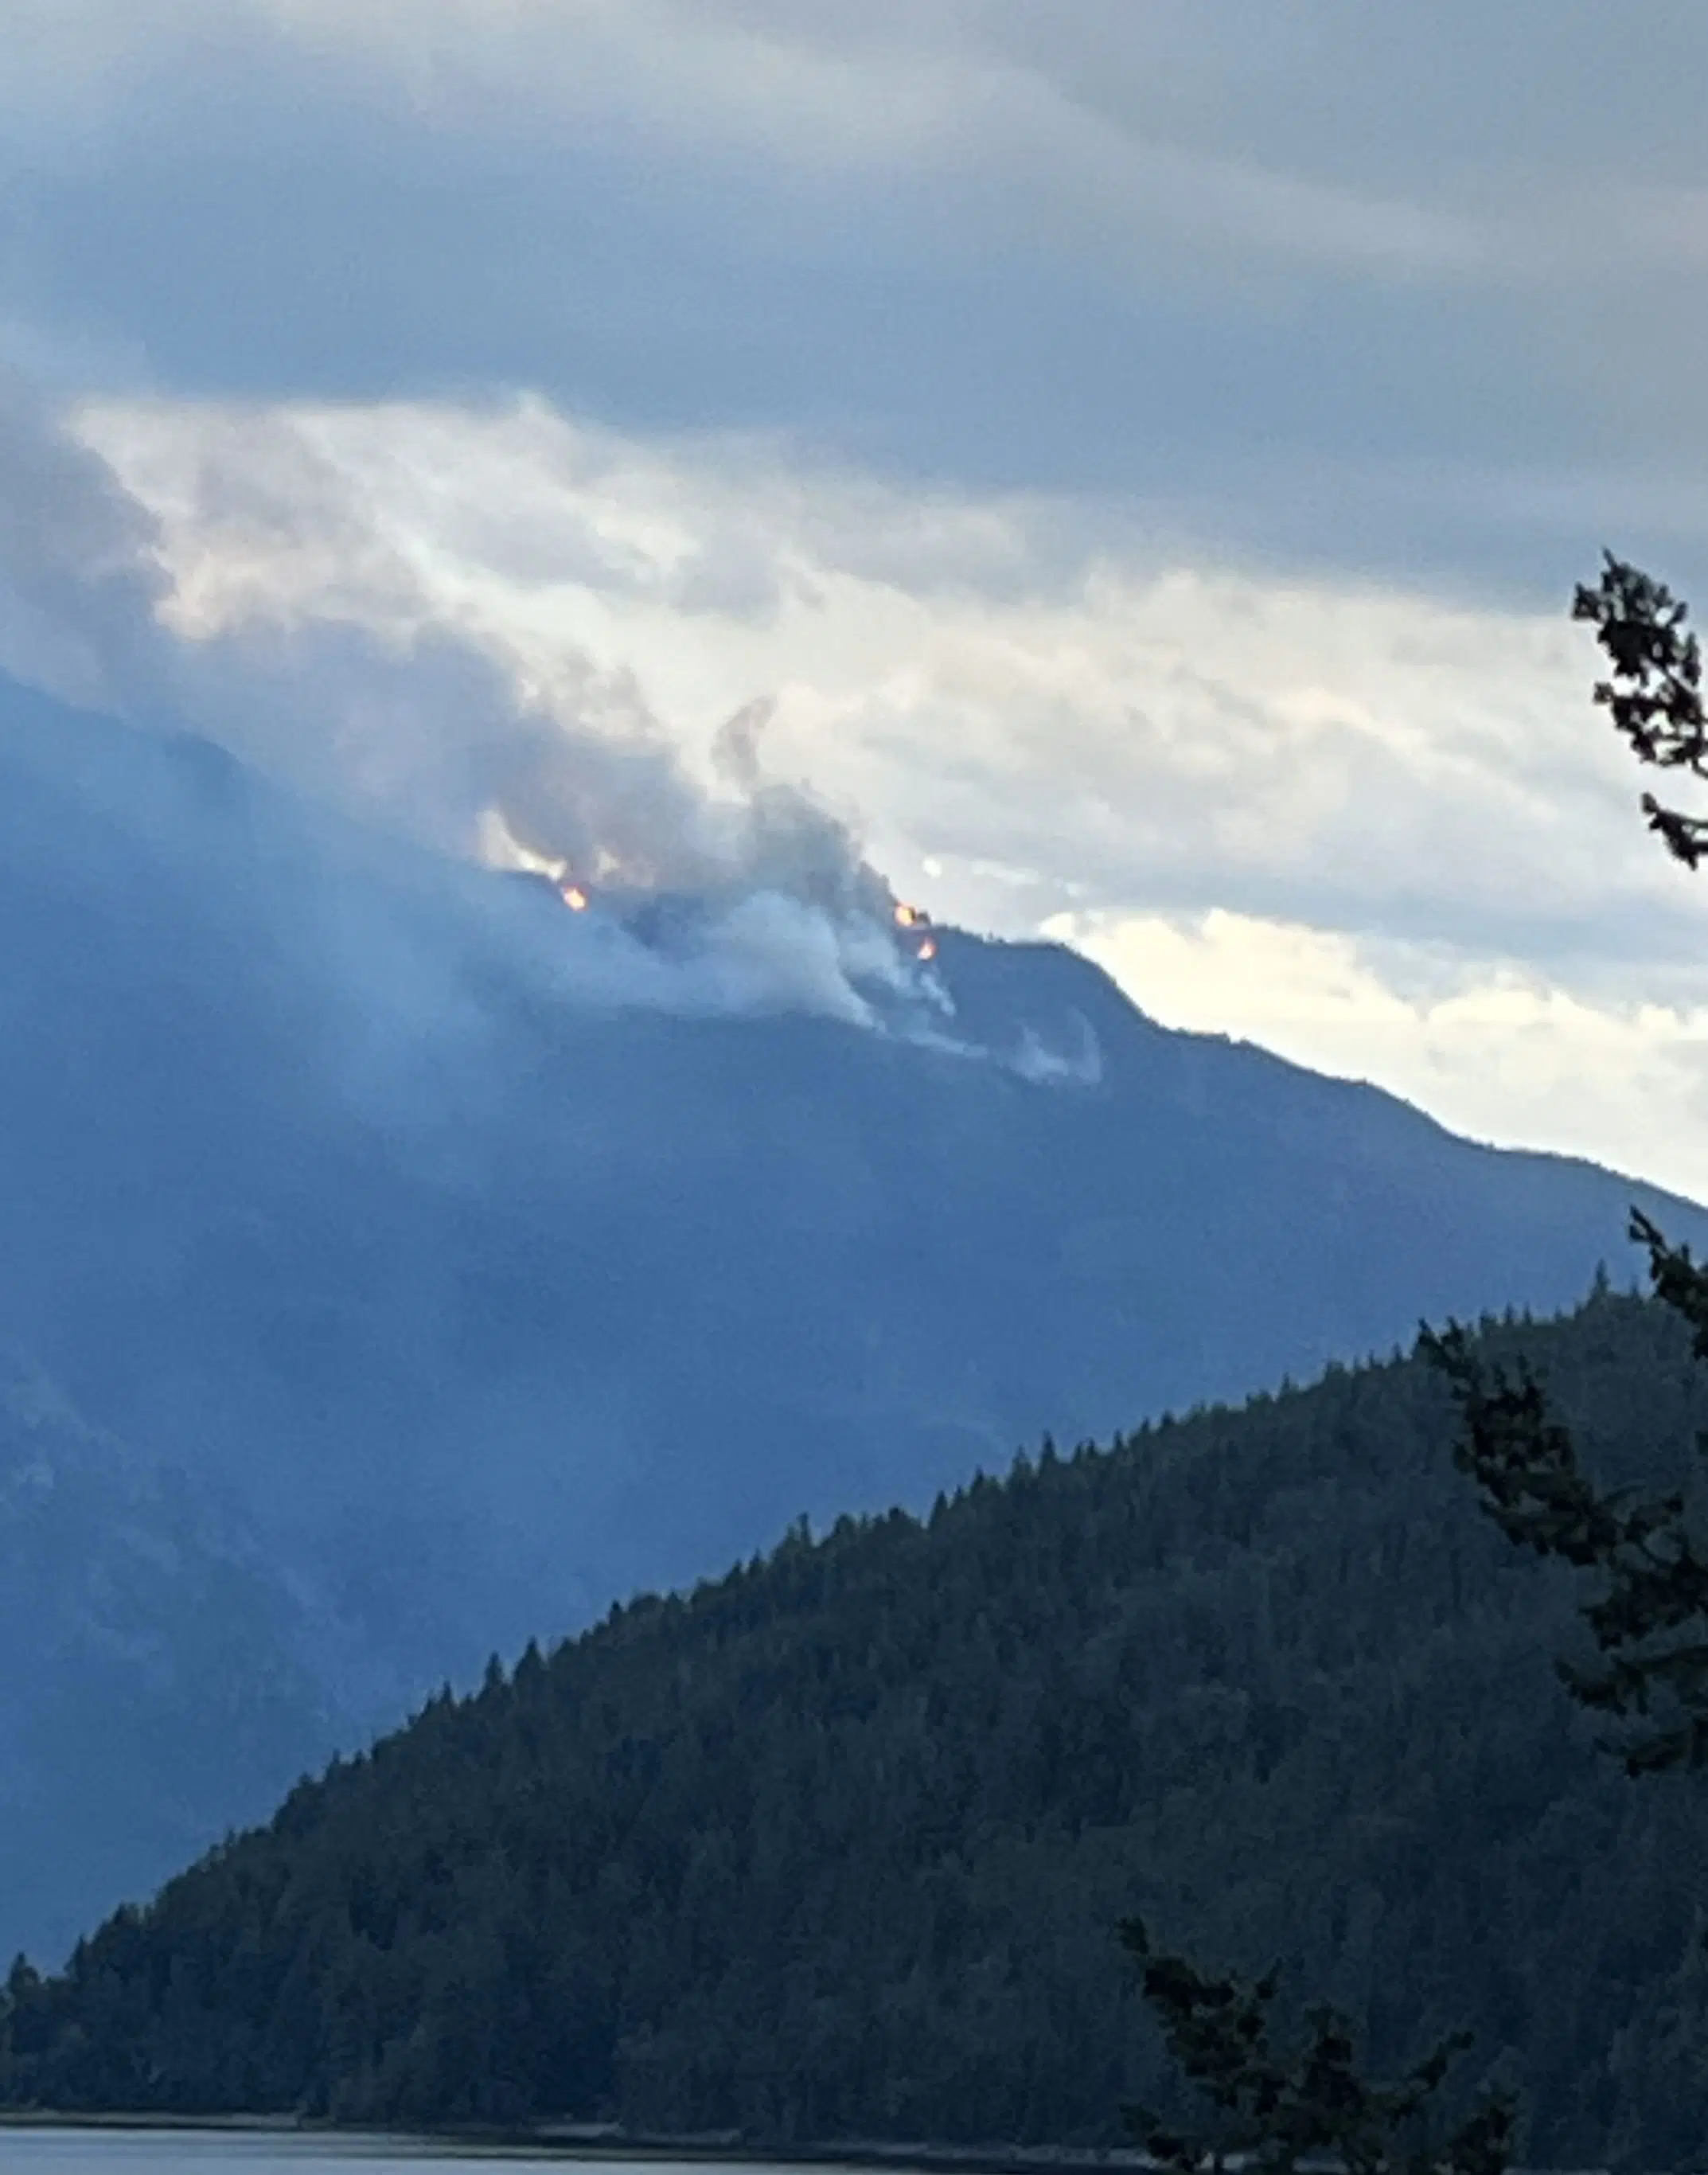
[
  {"xmin": 1427, "ymin": 556, "xmax": 1708, "ymax": 1775},
  {"xmin": 1121, "ymin": 1920, "xmax": 1513, "ymax": 2175}
]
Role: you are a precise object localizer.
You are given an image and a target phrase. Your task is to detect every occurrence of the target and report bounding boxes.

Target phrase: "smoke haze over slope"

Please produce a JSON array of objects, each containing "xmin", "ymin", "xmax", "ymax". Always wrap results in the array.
[{"xmin": 0, "ymin": 378, "xmax": 940, "ymax": 1034}]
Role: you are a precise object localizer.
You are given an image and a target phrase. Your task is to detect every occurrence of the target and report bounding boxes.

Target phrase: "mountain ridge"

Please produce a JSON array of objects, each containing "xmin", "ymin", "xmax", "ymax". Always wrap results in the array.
[{"xmin": 2, "ymin": 671, "xmax": 1705, "ymax": 1960}]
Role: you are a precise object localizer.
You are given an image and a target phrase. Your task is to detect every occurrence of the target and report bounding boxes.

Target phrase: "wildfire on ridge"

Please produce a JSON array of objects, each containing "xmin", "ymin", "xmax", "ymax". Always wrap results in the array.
[
  {"xmin": 893, "ymin": 900, "xmax": 938, "ymax": 964},
  {"xmin": 560, "ymin": 884, "xmax": 590, "ymax": 912}
]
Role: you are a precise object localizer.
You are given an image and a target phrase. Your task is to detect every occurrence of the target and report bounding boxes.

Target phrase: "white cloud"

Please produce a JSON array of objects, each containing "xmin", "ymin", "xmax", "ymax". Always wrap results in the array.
[
  {"xmin": 1052, "ymin": 908, "xmax": 1708, "ymax": 1205},
  {"xmin": 64, "ymin": 386, "xmax": 1708, "ymax": 1199}
]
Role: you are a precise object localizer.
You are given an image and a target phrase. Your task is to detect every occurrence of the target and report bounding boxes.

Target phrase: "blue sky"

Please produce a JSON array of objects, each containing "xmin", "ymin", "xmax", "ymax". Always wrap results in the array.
[{"xmin": 9, "ymin": 2, "xmax": 1708, "ymax": 1194}]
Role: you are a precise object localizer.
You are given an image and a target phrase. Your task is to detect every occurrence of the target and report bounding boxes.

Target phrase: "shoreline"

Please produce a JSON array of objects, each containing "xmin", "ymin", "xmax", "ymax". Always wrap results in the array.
[{"xmin": 0, "ymin": 2111, "xmax": 1153, "ymax": 2172}]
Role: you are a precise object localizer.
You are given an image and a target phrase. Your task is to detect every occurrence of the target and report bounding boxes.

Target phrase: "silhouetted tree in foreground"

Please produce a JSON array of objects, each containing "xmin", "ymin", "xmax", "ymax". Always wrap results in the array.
[
  {"xmin": 1126, "ymin": 556, "xmax": 1708, "ymax": 2165},
  {"xmin": 1424, "ymin": 1282, "xmax": 1708, "ymax": 1775},
  {"xmin": 1426, "ymin": 556, "xmax": 1708, "ymax": 1775},
  {"xmin": 1575, "ymin": 554, "xmax": 1708, "ymax": 872},
  {"xmin": 1121, "ymin": 1920, "xmax": 1514, "ymax": 2175}
]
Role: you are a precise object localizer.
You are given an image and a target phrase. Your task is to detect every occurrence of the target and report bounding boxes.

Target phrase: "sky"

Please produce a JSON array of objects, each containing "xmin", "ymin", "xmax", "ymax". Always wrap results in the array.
[{"xmin": 8, "ymin": 2, "xmax": 1708, "ymax": 1197}]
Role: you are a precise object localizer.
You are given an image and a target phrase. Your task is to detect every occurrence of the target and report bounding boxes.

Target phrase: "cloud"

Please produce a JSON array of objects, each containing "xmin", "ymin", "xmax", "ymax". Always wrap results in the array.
[
  {"xmin": 9, "ymin": 362, "xmax": 1708, "ymax": 1180},
  {"xmin": 1051, "ymin": 906, "xmax": 1708, "ymax": 1205},
  {"xmin": 10, "ymin": 0, "xmax": 1708, "ymax": 604},
  {"xmin": 63, "ymin": 383, "xmax": 1708, "ymax": 1188},
  {"xmin": 2, "ymin": 2, "xmax": 1668, "ymax": 283},
  {"xmin": 77, "ymin": 389, "xmax": 1701, "ymax": 943}
]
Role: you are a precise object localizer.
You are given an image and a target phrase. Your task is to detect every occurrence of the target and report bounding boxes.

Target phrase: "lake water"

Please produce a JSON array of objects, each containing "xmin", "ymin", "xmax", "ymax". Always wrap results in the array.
[{"xmin": 0, "ymin": 2138, "xmax": 799, "ymax": 2174}]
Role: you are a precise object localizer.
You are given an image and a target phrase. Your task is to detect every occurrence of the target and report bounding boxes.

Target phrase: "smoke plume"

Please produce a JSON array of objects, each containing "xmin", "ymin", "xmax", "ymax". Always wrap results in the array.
[
  {"xmin": 0, "ymin": 380, "xmax": 930, "ymax": 1033},
  {"xmin": 0, "ymin": 370, "xmax": 174, "ymax": 715}
]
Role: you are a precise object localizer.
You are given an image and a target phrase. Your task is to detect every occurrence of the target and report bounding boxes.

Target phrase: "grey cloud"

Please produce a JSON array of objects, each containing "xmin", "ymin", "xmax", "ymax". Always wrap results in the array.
[{"xmin": 10, "ymin": 2, "xmax": 1708, "ymax": 601}]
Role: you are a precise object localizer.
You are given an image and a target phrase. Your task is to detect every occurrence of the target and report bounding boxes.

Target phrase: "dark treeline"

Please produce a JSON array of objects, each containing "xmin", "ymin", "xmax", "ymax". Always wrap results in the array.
[{"xmin": 5, "ymin": 1291, "xmax": 1708, "ymax": 2164}]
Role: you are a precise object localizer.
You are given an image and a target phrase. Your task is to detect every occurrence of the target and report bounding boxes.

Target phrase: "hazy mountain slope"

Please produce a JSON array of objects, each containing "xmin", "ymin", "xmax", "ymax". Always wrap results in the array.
[
  {"xmin": 0, "ymin": 1355, "xmax": 336, "ymax": 1964},
  {"xmin": 2, "ymin": 676, "xmax": 1705, "ymax": 1958},
  {"xmin": 6, "ymin": 1294, "xmax": 1706, "ymax": 2166}
]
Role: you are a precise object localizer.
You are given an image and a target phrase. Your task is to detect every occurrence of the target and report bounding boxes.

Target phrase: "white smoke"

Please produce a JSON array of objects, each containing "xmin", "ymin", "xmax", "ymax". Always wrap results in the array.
[
  {"xmin": 498, "ymin": 885, "xmax": 911, "ymax": 1030},
  {"xmin": 0, "ymin": 380, "xmax": 1106, "ymax": 1078},
  {"xmin": 0, "ymin": 369, "xmax": 174, "ymax": 714},
  {"xmin": 1008, "ymin": 1018, "xmax": 1104, "ymax": 1088},
  {"xmin": 0, "ymin": 379, "xmax": 938, "ymax": 1034}
]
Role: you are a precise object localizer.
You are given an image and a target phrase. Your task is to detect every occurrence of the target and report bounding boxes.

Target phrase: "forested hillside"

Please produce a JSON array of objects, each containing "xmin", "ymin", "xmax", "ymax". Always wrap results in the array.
[{"xmin": 6, "ymin": 1291, "xmax": 1707, "ymax": 2166}]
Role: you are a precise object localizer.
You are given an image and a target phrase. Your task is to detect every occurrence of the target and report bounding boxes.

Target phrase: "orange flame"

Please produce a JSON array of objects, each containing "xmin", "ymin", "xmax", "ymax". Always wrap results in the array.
[
  {"xmin": 916, "ymin": 937, "xmax": 938, "ymax": 963},
  {"xmin": 895, "ymin": 902, "xmax": 921, "ymax": 928},
  {"xmin": 561, "ymin": 884, "xmax": 590, "ymax": 912}
]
